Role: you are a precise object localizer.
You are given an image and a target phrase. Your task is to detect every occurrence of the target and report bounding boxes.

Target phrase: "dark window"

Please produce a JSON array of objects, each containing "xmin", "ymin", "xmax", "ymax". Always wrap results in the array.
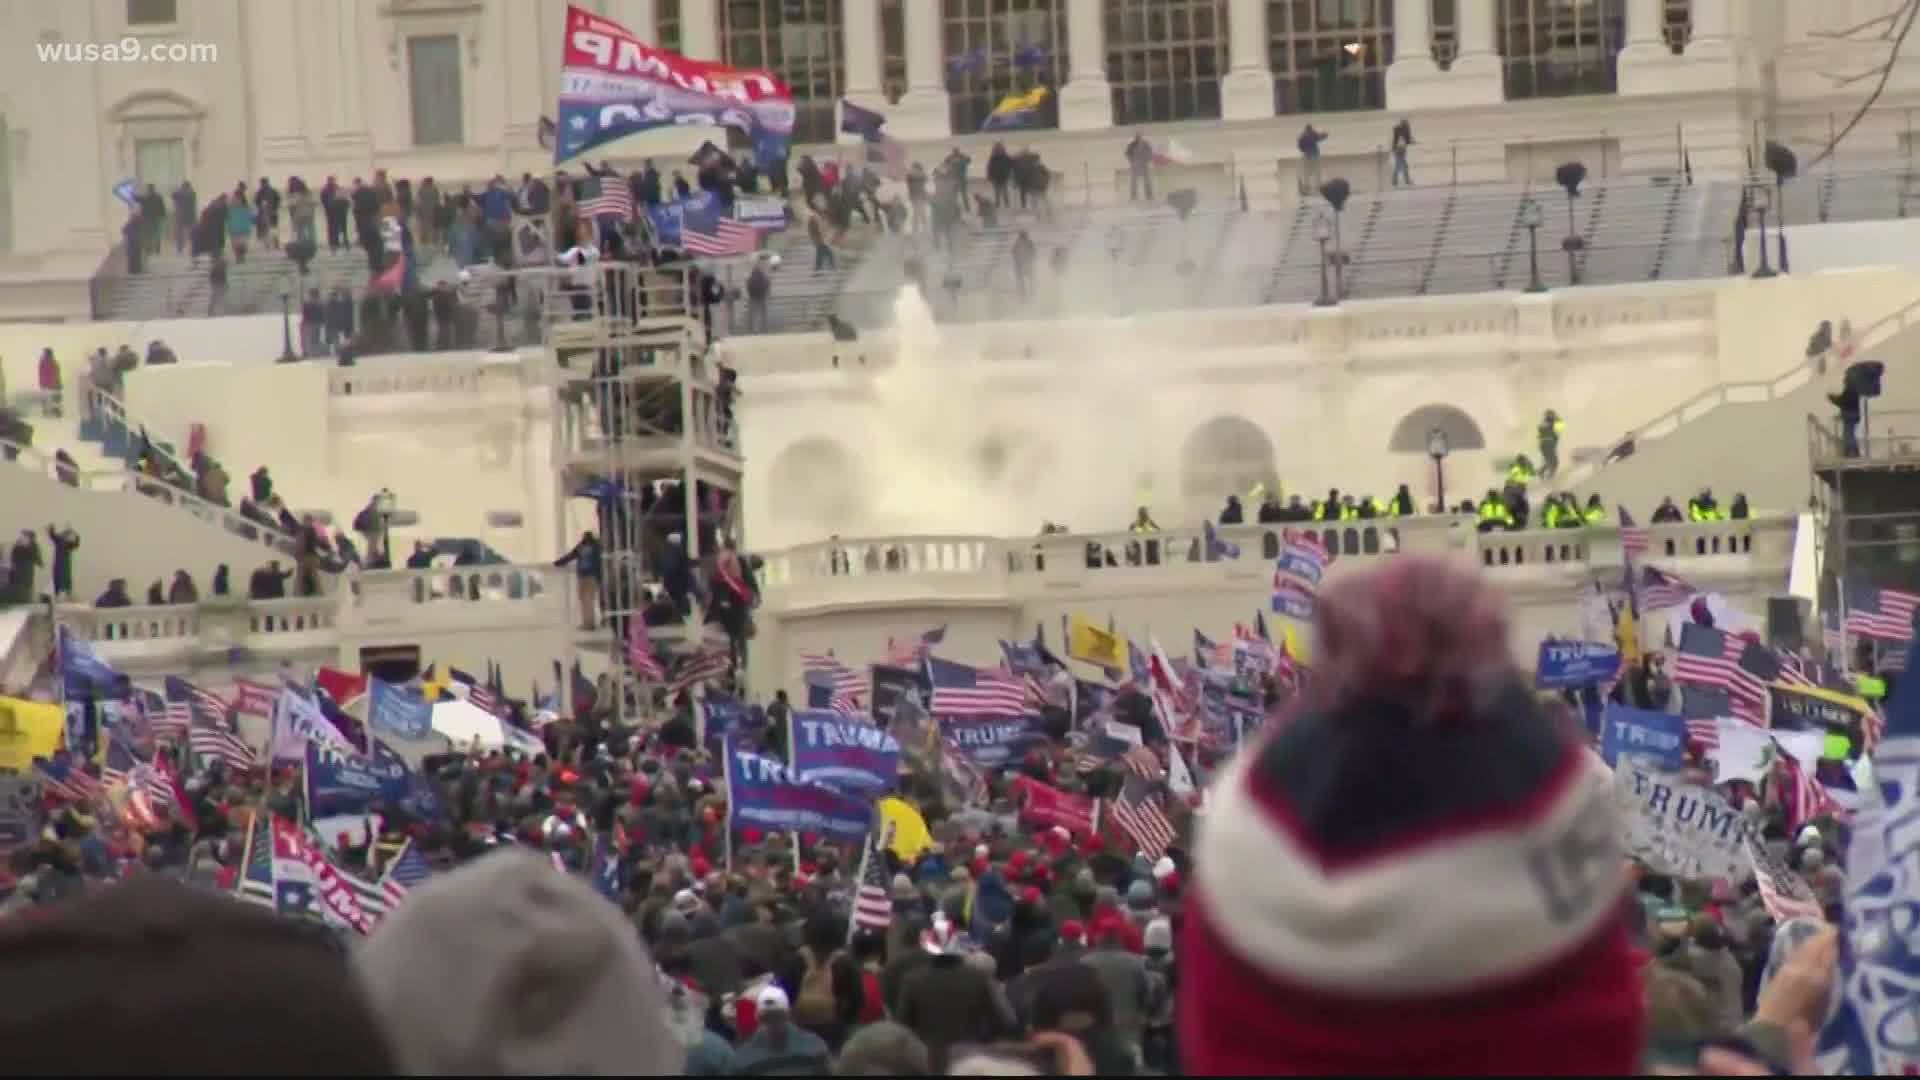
[
  {"xmin": 1106, "ymin": 0, "xmax": 1228, "ymax": 125},
  {"xmin": 127, "ymin": 0, "xmax": 178, "ymax": 27},
  {"xmin": 943, "ymin": 0, "xmax": 1068, "ymax": 134},
  {"xmin": 721, "ymin": 0, "xmax": 844, "ymax": 145},
  {"xmin": 1269, "ymin": 0, "xmax": 1393, "ymax": 116},
  {"xmin": 1497, "ymin": 0, "xmax": 1625, "ymax": 100}
]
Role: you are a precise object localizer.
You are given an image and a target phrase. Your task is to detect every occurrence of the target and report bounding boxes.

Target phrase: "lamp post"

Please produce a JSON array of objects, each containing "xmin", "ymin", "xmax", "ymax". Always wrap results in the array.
[
  {"xmin": 278, "ymin": 288, "xmax": 297, "ymax": 362},
  {"xmin": 1555, "ymin": 161, "xmax": 1586, "ymax": 286},
  {"xmin": 1313, "ymin": 212, "xmax": 1336, "ymax": 307},
  {"xmin": 1427, "ymin": 428, "xmax": 1451, "ymax": 512},
  {"xmin": 1749, "ymin": 180, "xmax": 1777, "ymax": 278},
  {"xmin": 1520, "ymin": 199, "xmax": 1546, "ymax": 293}
]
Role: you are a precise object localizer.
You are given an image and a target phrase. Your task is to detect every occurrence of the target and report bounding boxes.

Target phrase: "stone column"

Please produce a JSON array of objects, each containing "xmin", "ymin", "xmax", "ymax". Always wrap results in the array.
[
  {"xmin": 1687, "ymin": 0, "xmax": 1729, "ymax": 55},
  {"xmin": 1437, "ymin": 0, "xmax": 1503, "ymax": 106},
  {"xmin": 1058, "ymin": 0, "xmax": 1112, "ymax": 131},
  {"xmin": 502, "ymin": 0, "xmax": 546, "ymax": 150},
  {"xmin": 323, "ymin": 0, "xmax": 372, "ymax": 165},
  {"xmin": 838, "ymin": 0, "xmax": 887, "ymax": 143},
  {"xmin": 54, "ymin": 4, "xmax": 109, "ymax": 250},
  {"xmin": 679, "ymin": 0, "xmax": 721, "ymax": 60},
  {"xmin": 1385, "ymin": 0, "xmax": 1437, "ymax": 108},
  {"xmin": 1220, "ymin": 0, "xmax": 1274, "ymax": 122},
  {"xmin": 1621, "ymin": 0, "xmax": 1741, "ymax": 94},
  {"xmin": 247, "ymin": 0, "xmax": 310, "ymax": 163},
  {"xmin": 895, "ymin": 0, "xmax": 951, "ymax": 140},
  {"xmin": 606, "ymin": 0, "xmax": 658, "ymax": 44}
]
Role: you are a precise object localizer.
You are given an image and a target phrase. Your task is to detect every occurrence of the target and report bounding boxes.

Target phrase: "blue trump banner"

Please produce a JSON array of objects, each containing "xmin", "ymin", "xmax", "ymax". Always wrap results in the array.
[
  {"xmin": 1535, "ymin": 639, "xmax": 1622, "ymax": 689},
  {"xmin": 306, "ymin": 740, "xmax": 438, "ymax": 818},
  {"xmin": 702, "ymin": 692, "xmax": 753, "ymax": 754},
  {"xmin": 724, "ymin": 742, "xmax": 872, "ymax": 844},
  {"xmin": 790, "ymin": 710, "xmax": 900, "ymax": 796},
  {"xmin": 305, "ymin": 743, "xmax": 384, "ymax": 818},
  {"xmin": 368, "ymin": 678, "xmax": 432, "ymax": 741},
  {"xmin": 1599, "ymin": 704, "xmax": 1687, "ymax": 769},
  {"xmin": 940, "ymin": 714, "xmax": 1045, "ymax": 768}
]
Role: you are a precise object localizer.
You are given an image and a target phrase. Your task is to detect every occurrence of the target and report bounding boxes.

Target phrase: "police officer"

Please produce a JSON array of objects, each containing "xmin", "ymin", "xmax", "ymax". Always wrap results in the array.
[
  {"xmin": 1538, "ymin": 410, "xmax": 1565, "ymax": 478},
  {"xmin": 1687, "ymin": 488, "xmax": 1721, "ymax": 521}
]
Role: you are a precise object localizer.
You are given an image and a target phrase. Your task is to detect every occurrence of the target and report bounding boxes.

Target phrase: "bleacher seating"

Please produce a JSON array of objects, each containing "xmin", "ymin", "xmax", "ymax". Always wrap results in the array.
[{"xmin": 97, "ymin": 167, "xmax": 1919, "ymax": 336}]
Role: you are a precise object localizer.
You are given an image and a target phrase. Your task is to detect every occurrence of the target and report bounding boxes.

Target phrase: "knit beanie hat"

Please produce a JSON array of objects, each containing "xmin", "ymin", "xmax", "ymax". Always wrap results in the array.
[
  {"xmin": 353, "ymin": 849, "xmax": 679, "ymax": 1075},
  {"xmin": 1179, "ymin": 556, "xmax": 1643, "ymax": 1075}
]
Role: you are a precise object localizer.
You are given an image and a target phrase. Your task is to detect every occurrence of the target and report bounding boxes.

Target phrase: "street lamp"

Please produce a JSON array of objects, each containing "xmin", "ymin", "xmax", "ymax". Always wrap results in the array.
[
  {"xmin": 1313, "ymin": 212, "xmax": 1336, "ymax": 307},
  {"xmin": 1765, "ymin": 140, "xmax": 1798, "ymax": 273},
  {"xmin": 1320, "ymin": 177, "xmax": 1351, "ymax": 301},
  {"xmin": 1555, "ymin": 161, "xmax": 1586, "ymax": 287},
  {"xmin": 1749, "ymin": 180, "xmax": 1777, "ymax": 279},
  {"xmin": 278, "ymin": 288, "xmax": 297, "ymax": 362},
  {"xmin": 1427, "ymin": 428, "xmax": 1451, "ymax": 512},
  {"xmin": 1520, "ymin": 199, "xmax": 1546, "ymax": 293}
]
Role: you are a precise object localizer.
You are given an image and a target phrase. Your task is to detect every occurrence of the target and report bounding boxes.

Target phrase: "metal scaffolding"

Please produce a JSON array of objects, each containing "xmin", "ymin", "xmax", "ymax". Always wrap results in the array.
[
  {"xmin": 1808, "ymin": 410, "xmax": 1920, "ymax": 667},
  {"xmin": 539, "ymin": 261, "xmax": 742, "ymax": 728}
]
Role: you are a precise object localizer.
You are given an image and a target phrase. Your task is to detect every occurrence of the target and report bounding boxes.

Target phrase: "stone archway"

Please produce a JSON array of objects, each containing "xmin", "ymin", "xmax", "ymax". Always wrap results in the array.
[
  {"xmin": 1180, "ymin": 415, "xmax": 1280, "ymax": 503},
  {"xmin": 766, "ymin": 437, "xmax": 865, "ymax": 539},
  {"xmin": 1387, "ymin": 403, "xmax": 1487, "ymax": 454}
]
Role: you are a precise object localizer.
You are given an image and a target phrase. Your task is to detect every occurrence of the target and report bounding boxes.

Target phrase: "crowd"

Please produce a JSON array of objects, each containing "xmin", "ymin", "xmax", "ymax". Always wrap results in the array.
[{"xmin": 0, "ymin": 540, "xmax": 1898, "ymax": 1075}]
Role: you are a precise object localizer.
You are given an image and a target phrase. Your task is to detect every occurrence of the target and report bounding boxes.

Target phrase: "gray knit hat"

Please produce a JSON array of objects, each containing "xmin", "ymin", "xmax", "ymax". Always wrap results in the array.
[{"xmin": 352, "ymin": 850, "xmax": 679, "ymax": 1075}]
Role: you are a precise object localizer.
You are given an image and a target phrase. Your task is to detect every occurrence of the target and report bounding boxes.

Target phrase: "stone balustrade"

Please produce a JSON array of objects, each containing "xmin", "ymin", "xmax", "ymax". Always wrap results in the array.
[{"xmin": 759, "ymin": 515, "xmax": 1796, "ymax": 611}]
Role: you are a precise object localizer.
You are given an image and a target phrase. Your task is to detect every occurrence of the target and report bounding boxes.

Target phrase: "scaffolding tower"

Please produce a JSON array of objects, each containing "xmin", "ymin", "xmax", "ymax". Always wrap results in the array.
[
  {"xmin": 1808, "ymin": 409, "xmax": 1920, "ymax": 666},
  {"xmin": 544, "ymin": 261, "xmax": 742, "ymax": 728}
]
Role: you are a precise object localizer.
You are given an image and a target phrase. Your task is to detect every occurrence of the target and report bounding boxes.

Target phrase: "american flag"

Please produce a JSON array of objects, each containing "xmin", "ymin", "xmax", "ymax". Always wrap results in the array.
[
  {"xmin": 1746, "ymin": 835, "xmax": 1824, "ymax": 923},
  {"xmin": 1684, "ymin": 715, "xmax": 1721, "ymax": 751},
  {"xmin": 1640, "ymin": 566, "xmax": 1697, "ymax": 612},
  {"xmin": 128, "ymin": 762, "xmax": 180, "ymax": 824},
  {"xmin": 190, "ymin": 707, "xmax": 259, "ymax": 771},
  {"xmin": 1618, "ymin": 507, "xmax": 1650, "ymax": 561},
  {"xmin": 939, "ymin": 736, "xmax": 990, "ymax": 805},
  {"xmin": 886, "ymin": 626, "xmax": 947, "ymax": 668},
  {"xmin": 1846, "ymin": 584, "xmax": 1920, "ymax": 642},
  {"xmin": 801, "ymin": 652, "xmax": 868, "ymax": 712},
  {"xmin": 34, "ymin": 758, "xmax": 101, "ymax": 803},
  {"xmin": 379, "ymin": 841, "xmax": 433, "ymax": 910},
  {"xmin": 1779, "ymin": 754, "xmax": 1838, "ymax": 832},
  {"xmin": 166, "ymin": 675, "xmax": 228, "ymax": 726},
  {"xmin": 927, "ymin": 657, "xmax": 1028, "ymax": 717},
  {"xmin": 627, "ymin": 620, "xmax": 666, "ymax": 681},
  {"xmin": 682, "ymin": 203, "xmax": 760, "ymax": 257},
  {"xmin": 1672, "ymin": 623, "xmax": 1769, "ymax": 723},
  {"xmin": 1109, "ymin": 776, "xmax": 1176, "ymax": 860},
  {"xmin": 851, "ymin": 822, "xmax": 895, "ymax": 933},
  {"xmin": 578, "ymin": 174, "xmax": 635, "ymax": 220},
  {"xmin": 668, "ymin": 647, "xmax": 731, "ymax": 696},
  {"xmin": 1122, "ymin": 744, "xmax": 1167, "ymax": 782}
]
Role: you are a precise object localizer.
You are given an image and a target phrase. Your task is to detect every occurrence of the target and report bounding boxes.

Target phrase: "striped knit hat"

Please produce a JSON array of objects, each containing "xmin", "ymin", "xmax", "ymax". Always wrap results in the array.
[{"xmin": 1179, "ymin": 556, "xmax": 1644, "ymax": 1075}]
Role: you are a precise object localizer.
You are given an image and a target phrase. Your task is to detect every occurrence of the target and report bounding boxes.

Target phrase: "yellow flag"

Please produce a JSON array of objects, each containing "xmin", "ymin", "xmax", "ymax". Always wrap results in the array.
[
  {"xmin": 1280, "ymin": 623, "xmax": 1312, "ymax": 665},
  {"xmin": 1614, "ymin": 601, "xmax": 1641, "ymax": 671},
  {"xmin": 878, "ymin": 797, "xmax": 933, "ymax": 861},
  {"xmin": 0, "ymin": 697, "xmax": 65, "ymax": 772},
  {"xmin": 1067, "ymin": 615, "xmax": 1129, "ymax": 671}
]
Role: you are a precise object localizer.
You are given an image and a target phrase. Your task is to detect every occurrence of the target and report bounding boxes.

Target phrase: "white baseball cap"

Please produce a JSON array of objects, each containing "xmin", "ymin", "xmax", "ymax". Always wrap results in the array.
[{"xmin": 755, "ymin": 985, "xmax": 790, "ymax": 1013}]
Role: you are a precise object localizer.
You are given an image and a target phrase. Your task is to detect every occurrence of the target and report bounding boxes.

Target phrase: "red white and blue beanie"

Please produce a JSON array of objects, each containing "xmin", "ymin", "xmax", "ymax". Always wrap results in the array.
[{"xmin": 1179, "ymin": 556, "xmax": 1644, "ymax": 1075}]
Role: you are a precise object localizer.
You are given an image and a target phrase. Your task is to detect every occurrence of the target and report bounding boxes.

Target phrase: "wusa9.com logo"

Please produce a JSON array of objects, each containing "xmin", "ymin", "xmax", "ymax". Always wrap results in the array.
[{"xmin": 38, "ymin": 37, "xmax": 219, "ymax": 64}]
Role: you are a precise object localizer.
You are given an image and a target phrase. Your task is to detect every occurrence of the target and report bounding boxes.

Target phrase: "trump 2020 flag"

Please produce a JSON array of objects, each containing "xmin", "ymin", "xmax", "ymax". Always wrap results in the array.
[
  {"xmin": 789, "ymin": 710, "xmax": 900, "ymax": 796},
  {"xmin": 724, "ymin": 739, "xmax": 873, "ymax": 844},
  {"xmin": 1827, "ymin": 633, "xmax": 1920, "ymax": 1073},
  {"xmin": 369, "ymin": 678, "xmax": 432, "ymax": 741}
]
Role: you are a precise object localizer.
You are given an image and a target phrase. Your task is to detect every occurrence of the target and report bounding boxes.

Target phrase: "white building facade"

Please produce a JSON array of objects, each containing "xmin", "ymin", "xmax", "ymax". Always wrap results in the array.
[{"xmin": 0, "ymin": 0, "xmax": 1916, "ymax": 316}]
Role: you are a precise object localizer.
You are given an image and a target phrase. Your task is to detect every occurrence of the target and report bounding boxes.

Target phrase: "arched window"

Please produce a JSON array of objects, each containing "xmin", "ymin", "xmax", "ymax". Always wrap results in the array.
[
  {"xmin": 943, "ymin": 0, "xmax": 1068, "ymax": 135},
  {"xmin": 1269, "ymin": 0, "xmax": 1393, "ymax": 116},
  {"xmin": 1180, "ymin": 416, "xmax": 1280, "ymax": 504},
  {"xmin": 768, "ymin": 438, "xmax": 867, "ymax": 542},
  {"xmin": 1105, "ymin": 0, "xmax": 1229, "ymax": 126},
  {"xmin": 1497, "ymin": 0, "xmax": 1625, "ymax": 100},
  {"xmin": 721, "ymin": 0, "xmax": 843, "ymax": 145},
  {"xmin": 657, "ymin": 0, "xmax": 682, "ymax": 56}
]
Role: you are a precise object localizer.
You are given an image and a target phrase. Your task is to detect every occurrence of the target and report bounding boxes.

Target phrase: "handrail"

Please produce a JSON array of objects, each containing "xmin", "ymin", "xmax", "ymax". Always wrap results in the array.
[
  {"xmin": 87, "ymin": 384, "xmax": 193, "ymax": 482},
  {"xmin": 0, "ymin": 436, "xmax": 305, "ymax": 557},
  {"xmin": 1556, "ymin": 286, "xmax": 1920, "ymax": 490}
]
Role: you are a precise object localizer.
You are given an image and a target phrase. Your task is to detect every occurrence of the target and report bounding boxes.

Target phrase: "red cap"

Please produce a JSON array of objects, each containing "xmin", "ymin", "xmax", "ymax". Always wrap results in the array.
[
  {"xmin": 1061, "ymin": 919, "xmax": 1086, "ymax": 942},
  {"xmin": 1023, "ymin": 886, "xmax": 1044, "ymax": 907},
  {"xmin": 1009, "ymin": 850, "xmax": 1030, "ymax": 869},
  {"xmin": 742, "ymin": 827, "xmax": 763, "ymax": 845}
]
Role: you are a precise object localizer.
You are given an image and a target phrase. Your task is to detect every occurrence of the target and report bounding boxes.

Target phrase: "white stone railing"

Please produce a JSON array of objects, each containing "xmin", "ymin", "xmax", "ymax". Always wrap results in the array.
[
  {"xmin": 347, "ymin": 563, "xmax": 560, "ymax": 608},
  {"xmin": 717, "ymin": 280, "xmax": 1722, "ymax": 377},
  {"xmin": 62, "ymin": 595, "xmax": 339, "ymax": 646},
  {"xmin": 759, "ymin": 515, "xmax": 1796, "ymax": 602}
]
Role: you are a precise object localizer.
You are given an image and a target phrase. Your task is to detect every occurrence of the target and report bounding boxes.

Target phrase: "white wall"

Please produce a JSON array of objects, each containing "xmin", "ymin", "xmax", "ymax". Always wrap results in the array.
[
  {"xmin": 120, "ymin": 353, "xmax": 564, "ymax": 561},
  {"xmin": 0, "ymin": 315, "xmax": 283, "ymax": 412}
]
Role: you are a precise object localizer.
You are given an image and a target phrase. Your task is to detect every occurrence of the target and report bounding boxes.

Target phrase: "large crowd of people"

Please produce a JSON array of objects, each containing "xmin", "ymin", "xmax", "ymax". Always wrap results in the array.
[{"xmin": 0, "ymin": 544, "xmax": 1892, "ymax": 1076}]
